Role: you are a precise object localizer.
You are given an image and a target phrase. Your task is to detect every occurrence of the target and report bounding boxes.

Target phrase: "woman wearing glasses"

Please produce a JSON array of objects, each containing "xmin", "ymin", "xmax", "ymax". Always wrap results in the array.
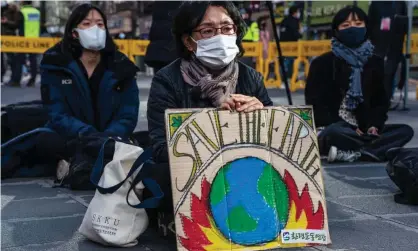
[{"xmin": 147, "ymin": 1, "xmax": 273, "ymax": 165}]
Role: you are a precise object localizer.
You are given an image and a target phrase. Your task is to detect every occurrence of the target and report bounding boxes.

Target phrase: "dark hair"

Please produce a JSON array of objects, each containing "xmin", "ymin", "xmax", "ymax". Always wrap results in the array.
[
  {"xmin": 173, "ymin": 1, "xmax": 247, "ymax": 59},
  {"xmin": 22, "ymin": 1, "xmax": 32, "ymax": 5},
  {"xmin": 289, "ymin": 5, "xmax": 299, "ymax": 16},
  {"xmin": 331, "ymin": 6, "xmax": 368, "ymax": 38},
  {"xmin": 61, "ymin": 3, "xmax": 116, "ymax": 59}
]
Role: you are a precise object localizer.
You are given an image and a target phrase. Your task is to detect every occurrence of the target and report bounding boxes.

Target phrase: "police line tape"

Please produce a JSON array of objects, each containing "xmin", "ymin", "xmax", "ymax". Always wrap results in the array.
[
  {"xmin": 4, "ymin": 35, "xmax": 417, "ymax": 57},
  {"xmin": 2, "ymin": 35, "xmax": 418, "ymax": 94}
]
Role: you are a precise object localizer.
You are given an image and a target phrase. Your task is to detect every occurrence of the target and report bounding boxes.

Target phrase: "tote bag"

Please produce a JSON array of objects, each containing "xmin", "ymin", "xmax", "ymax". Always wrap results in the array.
[{"xmin": 79, "ymin": 139, "xmax": 163, "ymax": 247}]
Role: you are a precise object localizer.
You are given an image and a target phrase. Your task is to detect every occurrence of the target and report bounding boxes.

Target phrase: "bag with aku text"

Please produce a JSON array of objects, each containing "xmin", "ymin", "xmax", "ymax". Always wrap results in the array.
[
  {"xmin": 78, "ymin": 139, "xmax": 164, "ymax": 247},
  {"xmin": 386, "ymin": 147, "xmax": 418, "ymax": 205}
]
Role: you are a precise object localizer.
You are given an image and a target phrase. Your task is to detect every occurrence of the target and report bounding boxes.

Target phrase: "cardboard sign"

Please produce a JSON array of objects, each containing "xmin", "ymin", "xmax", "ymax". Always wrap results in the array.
[{"xmin": 165, "ymin": 107, "xmax": 331, "ymax": 250}]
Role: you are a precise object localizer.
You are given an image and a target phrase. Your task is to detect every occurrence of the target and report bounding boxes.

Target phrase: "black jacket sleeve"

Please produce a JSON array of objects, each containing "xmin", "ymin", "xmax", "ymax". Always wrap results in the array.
[
  {"xmin": 255, "ymin": 72, "xmax": 273, "ymax": 106},
  {"xmin": 369, "ymin": 57, "xmax": 389, "ymax": 131},
  {"xmin": 147, "ymin": 71, "xmax": 177, "ymax": 163},
  {"xmin": 305, "ymin": 56, "xmax": 334, "ymax": 127}
]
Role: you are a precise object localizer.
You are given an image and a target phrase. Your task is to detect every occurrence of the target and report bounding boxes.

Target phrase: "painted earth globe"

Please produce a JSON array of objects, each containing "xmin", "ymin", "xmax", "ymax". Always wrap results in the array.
[{"xmin": 209, "ymin": 157, "xmax": 289, "ymax": 245}]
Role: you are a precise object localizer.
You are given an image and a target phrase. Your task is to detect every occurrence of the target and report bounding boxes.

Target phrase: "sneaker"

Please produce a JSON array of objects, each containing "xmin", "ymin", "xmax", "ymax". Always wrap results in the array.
[
  {"xmin": 56, "ymin": 159, "xmax": 70, "ymax": 181},
  {"xmin": 328, "ymin": 146, "xmax": 361, "ymax": 163}
]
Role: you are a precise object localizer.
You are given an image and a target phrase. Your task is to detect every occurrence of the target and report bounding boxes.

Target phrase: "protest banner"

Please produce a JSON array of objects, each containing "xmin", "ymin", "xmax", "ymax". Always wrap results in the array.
[{"xmin": 165, "ymin": 107, "xmax": 331, "ymax": 251}]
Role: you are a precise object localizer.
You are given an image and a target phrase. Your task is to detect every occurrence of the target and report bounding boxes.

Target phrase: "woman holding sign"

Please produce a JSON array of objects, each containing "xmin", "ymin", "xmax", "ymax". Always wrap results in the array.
[
  {"xmin": 146, "ymin": 1, "xmax": 273, "ymax": 236},
  {"xmin": 305, "ymin": 6, "xmax": 413, "ymax": 163},
  {"xmin": 148, "ymin": 1, "xmax": 273, "ymax": 164}
]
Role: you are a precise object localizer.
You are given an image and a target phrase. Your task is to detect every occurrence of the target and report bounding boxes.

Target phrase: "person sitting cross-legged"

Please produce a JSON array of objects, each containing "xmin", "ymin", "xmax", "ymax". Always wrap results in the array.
[{"xmin": 305, "ymin": 6, "xmax": 414, "ymax": 163}]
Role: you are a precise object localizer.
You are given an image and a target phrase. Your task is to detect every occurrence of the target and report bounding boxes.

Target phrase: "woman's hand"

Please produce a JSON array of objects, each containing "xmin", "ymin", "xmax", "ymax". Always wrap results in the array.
[
  {"xmin": 231, "ymin": 94, "xmax": 264, "ymax": 112},
  {"xmin": 367, "ymin": 127, "xmax": 379, "ymax": 136},
  {"xmin": 356, "ymin": 128, "xmax": 364, "ymax": 136},
  {"xmin": 219, "ymin": 96, "xmax": 236, "ymax": 111}
]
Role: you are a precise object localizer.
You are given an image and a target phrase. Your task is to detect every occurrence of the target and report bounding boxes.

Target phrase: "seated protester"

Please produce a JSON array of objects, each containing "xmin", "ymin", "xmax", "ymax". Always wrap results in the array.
[
  {"xmin": 7, "ymin": 4, "xmax": 139, "ymax": 178},
  {"xmin": 146, "ymin": 2, "xmax": 273, "ymax": 232},
  {"xmin": 305, "ymin": 6, "xmax": 413, "ymax": 163},
  {"xmin": 147, "ymin": 1, "xmax": 273, "ymax": 165}
]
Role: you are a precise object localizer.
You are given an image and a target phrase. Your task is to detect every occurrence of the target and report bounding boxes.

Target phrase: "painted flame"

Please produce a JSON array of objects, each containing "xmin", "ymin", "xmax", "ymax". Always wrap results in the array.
[{"xmin": 179, "ymin": 171, "xmax": 325, "ymax": 251}]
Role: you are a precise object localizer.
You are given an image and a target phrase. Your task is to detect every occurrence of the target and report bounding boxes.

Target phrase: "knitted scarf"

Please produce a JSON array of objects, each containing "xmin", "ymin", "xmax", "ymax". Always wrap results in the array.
[
  {"xmin": 331, "ymin": 38, "xmax": 374, "ymax": 110},
  {"xmin": 180, "ymin": 55, "xmax": 239, "ymax": 107}
]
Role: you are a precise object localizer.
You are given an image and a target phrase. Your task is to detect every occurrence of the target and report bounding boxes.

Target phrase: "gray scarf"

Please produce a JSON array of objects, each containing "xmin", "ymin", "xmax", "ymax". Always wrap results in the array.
[
  {"xmin": 331, "ymin": 38, "xmax": 374, "ymax": 110},
  {"xmin": 180, "ymin": 55, "xmax": 239, "ymax": 107}
]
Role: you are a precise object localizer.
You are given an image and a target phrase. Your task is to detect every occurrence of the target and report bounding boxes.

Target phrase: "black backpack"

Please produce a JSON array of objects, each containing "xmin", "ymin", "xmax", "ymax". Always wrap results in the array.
[
  {"xmin": 1, "ymin": 100, "xmax": 48, "ymax": 144},
  {"xmin": 386, "ymin": 148, "xmax": 418, "ymax": 205},
  {"xmin": 57, "ymin": 135, "xmax": 139, "ymax": 190}
]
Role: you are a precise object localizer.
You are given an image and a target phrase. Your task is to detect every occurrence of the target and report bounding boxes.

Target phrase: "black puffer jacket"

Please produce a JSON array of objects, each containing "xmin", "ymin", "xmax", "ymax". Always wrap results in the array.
[{"xmin": 147, "ymin": 59, "xmax": 273, "ymax": 163}]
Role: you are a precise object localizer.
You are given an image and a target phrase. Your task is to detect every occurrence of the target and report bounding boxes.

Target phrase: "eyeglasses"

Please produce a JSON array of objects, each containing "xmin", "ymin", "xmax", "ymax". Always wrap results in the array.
[{"xmin": 193, "ymin": 24, "xmax": 237, "ymax": 39}]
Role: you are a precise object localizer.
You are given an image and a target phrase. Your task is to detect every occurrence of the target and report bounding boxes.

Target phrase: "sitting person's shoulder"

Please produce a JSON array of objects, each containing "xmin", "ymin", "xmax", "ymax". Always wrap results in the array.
[
  {"xmin": 311, "ymin": 51, "xmax": 334, "ymax": 65},
  {"xmin": 237, "ymin": 60, "xmax": 262, "ymax": 80},
  {"xmin": 154, "ymin": 59, "xmax": 182, "ymax": 79},
  {"xmin": 151, "ymin": 59, "xmax": 182, "ymax": 90}
]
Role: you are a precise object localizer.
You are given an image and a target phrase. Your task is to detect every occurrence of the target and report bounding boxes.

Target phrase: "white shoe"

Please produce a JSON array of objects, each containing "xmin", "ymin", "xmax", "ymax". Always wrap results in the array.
[
  {"xmin": 328, "ymin": 146, "xmax": 361, "ymax": 163},
  {"xmin": 56, "ymin": 159, "xmax": 70, "ymax": 181}
]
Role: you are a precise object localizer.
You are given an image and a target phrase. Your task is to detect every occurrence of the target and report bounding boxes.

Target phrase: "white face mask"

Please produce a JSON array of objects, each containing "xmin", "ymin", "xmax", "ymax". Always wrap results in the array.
[
  {"xmin": 75, "ymin": 25, "xmax": 106, "ymax": 51},
  {"xmin": 193, "ymin": 35, "xmax": 239, "ymax": 70}
]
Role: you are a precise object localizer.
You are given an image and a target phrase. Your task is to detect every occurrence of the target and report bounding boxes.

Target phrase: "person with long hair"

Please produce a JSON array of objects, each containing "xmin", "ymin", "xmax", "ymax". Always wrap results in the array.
[
  {"xmin": 2, "ymin": 4, "xmax": 139, "ymax": 181},
  {"xmin": 41, "ymin": 4, "xmax": 139, "ymax": 175},
  {"xmin": 305, "ymin": 6, "xmax": 413, "ymax": 163}
]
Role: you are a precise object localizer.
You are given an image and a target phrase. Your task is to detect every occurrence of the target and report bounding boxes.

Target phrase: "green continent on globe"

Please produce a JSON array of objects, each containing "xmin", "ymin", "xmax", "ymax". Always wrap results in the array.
[
  {"xmin": 227, "ymin": 205, "xmax": 258, "ymax": 232},
  {"xmin": 209, "ymin": 157, "xmax": 289, "ymax": 245},
  {"xmin": 257, "ymin": 164, "xmax": 289, "ymax": 225},
  {"xmin": 210, "ymin": 163, "xmax": 231, "ymax": 205}
]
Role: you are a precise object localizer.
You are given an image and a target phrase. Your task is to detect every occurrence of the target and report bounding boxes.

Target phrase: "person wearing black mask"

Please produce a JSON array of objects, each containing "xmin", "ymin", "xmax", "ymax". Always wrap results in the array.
[{"xmin": 305, "ymin": 6, "xmax": 413, "ymax": 163}]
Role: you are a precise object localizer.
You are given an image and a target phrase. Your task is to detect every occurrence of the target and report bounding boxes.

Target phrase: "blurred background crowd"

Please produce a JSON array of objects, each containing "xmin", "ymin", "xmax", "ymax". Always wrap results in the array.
[{"xmin": 2, "ymin": 0, "xmax": 417, "ymax": 80}]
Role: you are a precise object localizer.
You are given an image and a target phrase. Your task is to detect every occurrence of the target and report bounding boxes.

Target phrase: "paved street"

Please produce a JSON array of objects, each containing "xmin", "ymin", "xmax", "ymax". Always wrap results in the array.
[{"xmin": 1, "ymin": 76, "xmax": 418, "ymax": 251}]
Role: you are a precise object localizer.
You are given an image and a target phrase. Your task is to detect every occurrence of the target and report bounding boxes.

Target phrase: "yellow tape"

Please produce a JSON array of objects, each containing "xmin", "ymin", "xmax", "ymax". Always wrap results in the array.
[
  {"xmin": 0, "ymin": 36, "xmax": 59, "ymax": 53},
  {"xmin": 300, "ymin": 40, "xmax": 331, "ymax": 57},
  {"xmin": 242, "ymin": 42, "xmax": 261, "ymax": 57},
  {"xmin": 3, "ymin": 35, "xmax": 418, "ymax": 93}
]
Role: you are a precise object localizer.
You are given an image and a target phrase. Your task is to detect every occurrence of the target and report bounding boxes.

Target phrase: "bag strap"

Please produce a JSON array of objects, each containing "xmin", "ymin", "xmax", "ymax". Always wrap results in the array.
[
  {"xmin": 1, "ymin": 127, "xmax": 55, "ymax": 150},
  {"xmin": 90, "ymin": 138, "xmax": 153, "ymax": 194},
  {"xmin": 126, "ymin": 170, "xmax": 164, "ymax": 209}
]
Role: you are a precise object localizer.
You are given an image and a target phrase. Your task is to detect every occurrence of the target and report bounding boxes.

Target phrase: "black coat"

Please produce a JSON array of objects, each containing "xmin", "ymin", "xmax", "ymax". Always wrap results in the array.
[
  {"xmin": 147, "ymin": 59, "xmax": 273, "ymax": 163},
  {"xmin": 305, "ymin": 52, "xmax": 389, "ymax": 132},
  {"xmin": 279, "ymin": 16, "xmax": 301, "ymax": 42},
  {"xmin": 144, "ymin": 1, "xmax": 182, "ymax": 69},
  {"xmin": 368, "ymin": 1, "xmax": 407, "ymax": 58}
]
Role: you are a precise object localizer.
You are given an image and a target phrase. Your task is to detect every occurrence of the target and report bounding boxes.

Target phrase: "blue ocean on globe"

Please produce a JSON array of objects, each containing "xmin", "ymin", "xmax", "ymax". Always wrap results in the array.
[{"xmin": 209, "ymin": 157, "xmax": 289, "ymax": 245}]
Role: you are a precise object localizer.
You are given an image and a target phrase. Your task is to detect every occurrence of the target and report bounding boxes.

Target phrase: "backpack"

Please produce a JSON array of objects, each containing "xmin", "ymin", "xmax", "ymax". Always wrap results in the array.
[
  {"xmin": 386, "ymin": 148, "xmax": 418, "ymax": 205},
  {"xmin": 1, "ymin": 100, "xmax": 48, "ymax": 144},
  {"xmin": 57, "ymin": 135, "xmax": 137, "ymax": 190}
]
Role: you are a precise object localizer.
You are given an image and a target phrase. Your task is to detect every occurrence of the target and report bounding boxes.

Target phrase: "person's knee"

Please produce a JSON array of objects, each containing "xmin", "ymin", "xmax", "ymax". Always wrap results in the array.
[
  {"xmin": 318, "ymin": 122, "xmax": 346, "ymax": 153},
  {"xmin": 399, "ymin": 124, "xmax": 414, "ymax": 142},
  {"xmin": 321, "ymin": 122, "xmax": 346, "ymax": 139}
]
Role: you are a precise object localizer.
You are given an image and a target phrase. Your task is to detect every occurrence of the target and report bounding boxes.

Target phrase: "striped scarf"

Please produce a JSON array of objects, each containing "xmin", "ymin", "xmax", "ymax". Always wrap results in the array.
[{"xmin": 180, "ymin": 55, "xmax": 239, "ymax": 107}]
